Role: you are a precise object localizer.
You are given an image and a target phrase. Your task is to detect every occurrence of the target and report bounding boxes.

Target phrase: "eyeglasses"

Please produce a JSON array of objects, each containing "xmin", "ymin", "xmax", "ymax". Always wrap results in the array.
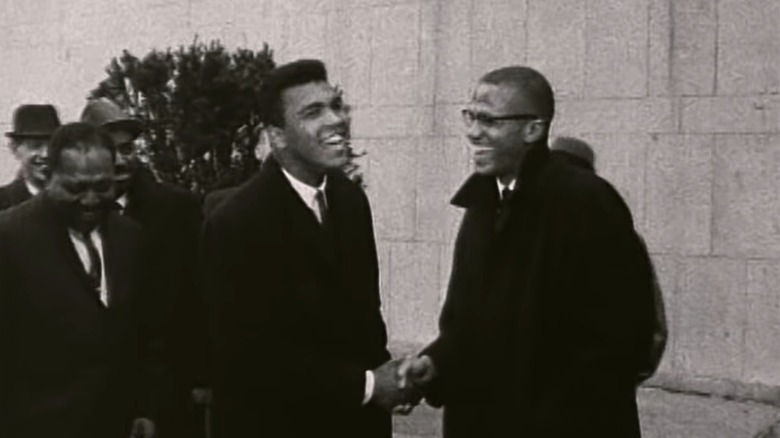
[{"xmin": 461, "ymin": 109, "xmax": 539, "ymax": 128}]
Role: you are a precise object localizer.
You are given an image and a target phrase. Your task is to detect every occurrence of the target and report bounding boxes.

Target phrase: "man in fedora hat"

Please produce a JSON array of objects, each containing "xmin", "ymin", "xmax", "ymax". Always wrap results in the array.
[
  {"xmin": 0, "ymin": 104, "xmax": 61, "ymax": 211},
  {"xmin": 81, "ymin": 97, "xmax": 208, "ymax": 437}
]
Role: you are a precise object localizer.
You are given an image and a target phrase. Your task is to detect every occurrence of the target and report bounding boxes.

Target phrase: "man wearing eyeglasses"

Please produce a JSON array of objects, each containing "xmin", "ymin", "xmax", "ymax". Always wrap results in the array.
[{"xmin": 398, "ymin": 66, "xmax": 655, "ymax": 437}]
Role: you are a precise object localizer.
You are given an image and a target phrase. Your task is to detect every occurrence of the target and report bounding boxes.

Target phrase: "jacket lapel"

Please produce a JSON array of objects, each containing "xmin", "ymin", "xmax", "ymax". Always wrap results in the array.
[
  {"xmin": 37, "ymin": 196, "xmax": 107, "ymax": 305},
  {"xmin": 123, "ymin": 168, "xmax": 159, "ymax": 223},
  {"xmin": 266, "ymin": 158, "xmax": 339, "ymax": 273},
  {"xmin": 9, "ymin": 177, "xmax": 33, "ymax": 205},
  {"xmin": 498, "ymin": 143, "xmax": 549, "ymax": 234},
  {"xmin": 101, "ymin": 212, "xmax": 139, "ymax": 308},
  {"xmin": 452, "ymin": 144, "xmax": 550, "ymax": 236}
]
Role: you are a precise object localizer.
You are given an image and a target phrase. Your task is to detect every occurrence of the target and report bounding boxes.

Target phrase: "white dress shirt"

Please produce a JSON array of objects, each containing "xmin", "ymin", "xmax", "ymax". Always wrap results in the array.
[
  {"xmin": 25, "ymin": 179, "xmax": 41, "ymax": 197},
  {"xmin": 280, "ymin": 167, "xmax": 375, "ymax": 405},
  {"xmin": 116, "ymin": 193, "xmax": 129, "ymax": 213},
  {"xmin": 496, "ymin": 178, "xmax": 517, "ymax": 199},
  {"xmin": 68, "ymin": 228, "xmax": 109, "ymax": 307},
  {"xmin": 281, "ymin": 168, "xmax": 328, "ymax": 223}
]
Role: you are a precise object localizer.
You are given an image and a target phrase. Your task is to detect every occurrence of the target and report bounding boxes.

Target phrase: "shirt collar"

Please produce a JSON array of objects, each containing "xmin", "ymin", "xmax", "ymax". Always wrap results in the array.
[
  {"xmin": 281, "ymin": 167, "xmax": 327, "ymax": 204},
  {"xmin": 116, "ymin": 193, "xmax": 129, "ymax": 209},
  {"xmin": 24, "ymin": 179, "xmax": 41, "ymax": 197},
  {"xmin": 67, "ymin": 225, "xmax": 103, "ymax": 240},
  {"xmin": 496, "ymin": 178, "xmax": 516, "ymax": 199}
]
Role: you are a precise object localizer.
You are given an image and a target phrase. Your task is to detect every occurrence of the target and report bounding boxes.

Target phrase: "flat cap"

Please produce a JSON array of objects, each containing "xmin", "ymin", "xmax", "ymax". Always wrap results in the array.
[{"xmin": 80, "ymin": 97, "xmax": 143, "ymax": 137}]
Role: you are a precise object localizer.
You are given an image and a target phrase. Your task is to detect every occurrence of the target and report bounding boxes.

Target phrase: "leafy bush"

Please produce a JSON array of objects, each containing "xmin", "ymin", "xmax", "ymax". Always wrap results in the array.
[{"xmin": 92, "ymin": 39, "xmax": 366, "ymax": 194}]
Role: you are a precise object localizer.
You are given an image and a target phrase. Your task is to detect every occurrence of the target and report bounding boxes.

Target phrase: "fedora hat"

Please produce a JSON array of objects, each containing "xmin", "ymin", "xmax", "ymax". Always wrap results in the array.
[
  {"xmin": 5, "ymin": 104, "xmax": 61, "ymax": 139},
  {"xmin": 80, "ymin": 97, "xmax": 143, "ymax": 137}
]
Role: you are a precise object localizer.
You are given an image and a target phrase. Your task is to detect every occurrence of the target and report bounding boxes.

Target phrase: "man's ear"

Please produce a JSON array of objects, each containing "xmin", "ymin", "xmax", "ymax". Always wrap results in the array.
[
  {"xmin": 266, "ymin": 126, "xmax": 287, "ymax": 151},
  {"xmin": 8, "ymin": 139, "xmax": 20, "ymax": 156},
  {"xmin": 522, "ymin": 120, "xmax": 548, "ymax": 144},
  {"xmin": 254, "ymin": 128, "xmax": 271, "ymax": 161}
]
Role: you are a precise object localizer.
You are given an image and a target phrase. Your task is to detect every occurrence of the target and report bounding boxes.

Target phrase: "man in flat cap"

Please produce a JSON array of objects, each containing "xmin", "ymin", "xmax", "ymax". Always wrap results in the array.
[
  {"xmin": 202, "ymin": 59, "xmax": 416, "ymax": 438},
  {"xmin": 0, "ymin": 122, "xmax": 157, "ymax": 438},
  {"xmin": 81, "ymin": 97, "xmax": 208, "ymax": 437},
  {"xmin": 549, "ymin": 135, "xmax": 668, "ymax": 383},
  {"xmin": 550, "ymin": 135, "xmax": 596, "ymax": 172},
  {"xmin": 0, "ymin": 104, "xmax": 61, "ymax": 211}
]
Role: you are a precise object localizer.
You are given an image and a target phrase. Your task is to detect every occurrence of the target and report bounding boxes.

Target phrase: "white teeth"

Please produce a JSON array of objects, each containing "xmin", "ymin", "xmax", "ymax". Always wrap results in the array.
[
  {"xmin": 468, "ymin": 145, "xmax": 492, "ymax": 152},
  {"xmin": 323, "ymin": 134, "xmax": 347, "ymax": 145}
]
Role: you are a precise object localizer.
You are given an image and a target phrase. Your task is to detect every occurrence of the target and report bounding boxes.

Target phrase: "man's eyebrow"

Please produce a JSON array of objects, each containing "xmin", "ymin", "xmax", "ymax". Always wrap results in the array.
[{"xmin": 297, "ymin": 101, "xmax": 326, "ymax": 115}]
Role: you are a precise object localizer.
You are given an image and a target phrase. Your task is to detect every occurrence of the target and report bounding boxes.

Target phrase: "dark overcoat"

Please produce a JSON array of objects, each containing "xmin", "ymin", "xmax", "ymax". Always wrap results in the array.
[
  {"xmin": 422, "ymin": 144, "xmax": 655, "ymax": 438},
  {"xmin": 123, "ymin": 168, "xmax": 206, "ymax": 435},
  {"xmin": 202, "ymin": 184, "xmax": 241, "ymax": 218},
  {"xmin": 0, "ymin": 177, "xmax": 33, "ymax": 211},
  {"xmin": 202, "ymin": 156, "xmax": 392, "ymax": 438},
  {"xmin": 0, "ymin": 195, "xmax": 156, "ymax": 438}
]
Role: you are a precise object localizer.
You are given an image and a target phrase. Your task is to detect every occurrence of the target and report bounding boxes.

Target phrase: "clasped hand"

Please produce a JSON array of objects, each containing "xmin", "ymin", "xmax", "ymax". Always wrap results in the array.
[{"xmin": 371, "ymin": 355, "xmax": 436, "ymax": 415}]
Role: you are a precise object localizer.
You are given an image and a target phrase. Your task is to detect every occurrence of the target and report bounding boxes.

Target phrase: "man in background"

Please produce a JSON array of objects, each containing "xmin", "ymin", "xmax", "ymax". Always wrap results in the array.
[
  {"xmin": 549, "ymin": 135, "xmax": 595, "ymax": 172},
  {"xmin": 0, "ymin": 104, "xmax": 61, "ymax": 210},
  {"xmin": 81, "ymin": 97, "xmax": 208, "ymax": 437},
  {"xmin": 549, "ymin": 135, "xmax": 668, "ymax": 382},
  {"xmin": 0, "ymin": 122, "xmax": 157, "ymax": 438}
]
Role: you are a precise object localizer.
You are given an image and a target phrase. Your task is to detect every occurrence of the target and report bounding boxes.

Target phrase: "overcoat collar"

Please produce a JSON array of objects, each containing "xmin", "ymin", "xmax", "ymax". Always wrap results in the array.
[
  {"xmin": 451, "ymin": 142, "xmax": 550, "ymax": 210},
  {"xmin": 5, "ymin": 176, "xmax": 33, "ymax": 205}
]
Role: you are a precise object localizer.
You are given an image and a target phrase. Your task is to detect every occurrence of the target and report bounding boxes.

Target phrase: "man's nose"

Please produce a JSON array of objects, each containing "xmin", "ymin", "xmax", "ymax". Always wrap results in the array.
[
  {"xmin": 326, "ymin": 106, "xmax": 349, "ymax": 126},
  {"xmin": 81, "ymin": 190, "xmax": 100, "ymax": 207},
  {"xmin": 465, "ymin": 122, "xmax": 484, "ymax": 143}
]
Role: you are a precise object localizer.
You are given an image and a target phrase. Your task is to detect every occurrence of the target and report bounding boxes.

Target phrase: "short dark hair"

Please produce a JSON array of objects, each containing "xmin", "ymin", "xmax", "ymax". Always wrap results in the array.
[
  {"xmin": 259, "ymin": 59, "xmax": 328, "ymax": 128},
  {"xmin": 48, "ymin": 122, "xmax": 116, "ymax": 173},
  {"xmin": 479, "ymin": 66, "xmax": 555, "ymax": 120},
  {"xmin": 550, "ymin": 136, "xmax": 596, "ymax": 172}
]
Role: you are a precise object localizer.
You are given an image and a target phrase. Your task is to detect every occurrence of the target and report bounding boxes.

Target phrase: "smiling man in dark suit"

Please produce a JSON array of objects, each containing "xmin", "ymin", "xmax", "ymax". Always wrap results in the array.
[
  {"xmin": 202, "ymin": 59, "xmax": 416, "ymax": 438},
  {"xmin": 0, "ymin": 104, "xmax": 61, "ymax": 211},
  {"xmin": 0, "ymin": 122, "xmax": 158, "ymax": 438},
  {"xmin": 399, "ymin": 66, "xmax": 656, "ymax": 438}
]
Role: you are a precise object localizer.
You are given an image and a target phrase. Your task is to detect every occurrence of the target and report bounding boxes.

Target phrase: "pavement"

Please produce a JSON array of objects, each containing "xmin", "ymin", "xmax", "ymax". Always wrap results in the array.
[{"xmin": 391, "ymin": 387, "xmax": 780, "ymax": 438}]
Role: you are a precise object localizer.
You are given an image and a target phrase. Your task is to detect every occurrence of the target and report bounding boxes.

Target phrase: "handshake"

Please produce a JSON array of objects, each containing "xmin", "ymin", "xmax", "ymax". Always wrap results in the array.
[{"xmin": 370, "ymin": 355, "xmax": 436, "ymax": 415}]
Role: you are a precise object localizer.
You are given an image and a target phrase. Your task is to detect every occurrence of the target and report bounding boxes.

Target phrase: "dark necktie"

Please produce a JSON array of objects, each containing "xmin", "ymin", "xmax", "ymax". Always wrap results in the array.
[
  {"xmin": 495, "ymin": 187, "xmax": 513, "ymax": 232},
  {"xmin": 315, "ymin": 189, "xmax": 328, "ymax": 224},
  {"xmin": 499, "ymin": 187, "xmax": 513, "ymax": 211},
  {"xmin": 81, "ymin": 231, "xmax": 103, "ymax": 292}
]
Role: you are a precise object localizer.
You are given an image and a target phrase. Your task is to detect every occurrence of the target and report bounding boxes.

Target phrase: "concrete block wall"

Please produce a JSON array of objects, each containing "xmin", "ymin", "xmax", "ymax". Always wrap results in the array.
[{"xmin": 1, "ymin": 0, "xmax": 780, "ymax": 402}]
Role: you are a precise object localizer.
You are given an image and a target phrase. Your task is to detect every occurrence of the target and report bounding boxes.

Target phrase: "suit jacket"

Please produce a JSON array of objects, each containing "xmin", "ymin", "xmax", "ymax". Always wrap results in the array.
[
  {"xmin": 202, "ymin": 185, "xmax": 242, "ymax": 218},
  {"xmin": 0, "ymin": 177, "xmax": 33, "ymax": 211},
  {"xmin": 422, "ymin": 144, "xmax": 655, "ymax": 438},
  {"xmin": 202, "ymin": 156, "xmax": 391, "ymax": 438},
  {"xmin": 0, "ymin": 195, "xmax": 155, "ymax": 438},
  {"xmin": 122, "ymin": 169, "xmax": 206, "ymax": 430}
]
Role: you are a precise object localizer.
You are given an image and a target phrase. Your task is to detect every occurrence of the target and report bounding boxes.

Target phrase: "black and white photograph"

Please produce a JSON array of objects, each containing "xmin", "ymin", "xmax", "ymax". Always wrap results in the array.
[{"xmin": 0, "ymin": 0, "xmax": 778, "ymax": 437}]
